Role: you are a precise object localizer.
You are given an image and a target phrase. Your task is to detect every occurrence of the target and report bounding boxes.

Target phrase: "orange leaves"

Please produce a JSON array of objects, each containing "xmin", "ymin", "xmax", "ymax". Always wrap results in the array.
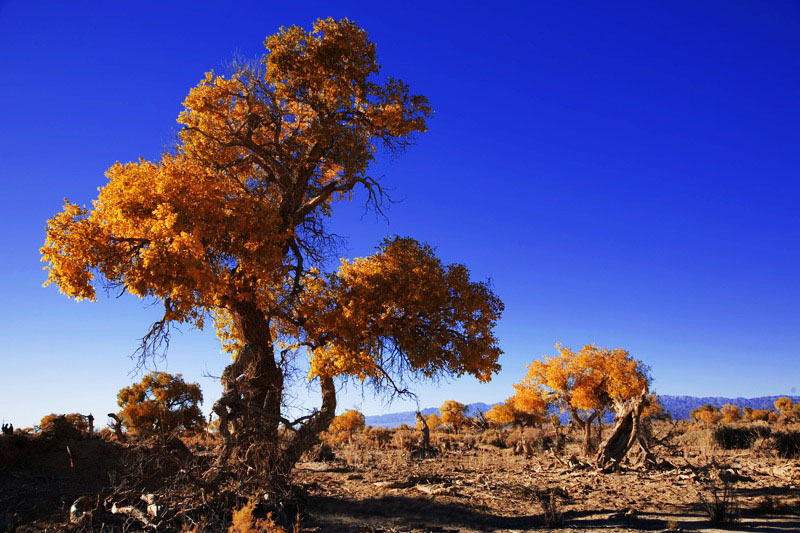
[
  {"xmin": 300, "ymin": 237, "xmax": 503, "ymax": 386},
  {"xmin": 39, "ymin": 19, "xmax": 498, "ymax": 421},
  {"xmin": 41, "ymin": 19, "xmax": 430, "ymax": 343},
  {"xmin": 328, "ymin": 409, "xmax": 365, "ymax": 435},
  {"xmin": 440, "ymin": 401, "xmax": 469, "ymax": 432},
  {"xmin": 514, "ymin": 344, "xmax": 649, "ymax": 420},
  {"xmin": 691, "ymin": 404, "xmax": 723, "ymax": 425},
  {"xmin": 721, "ymin": 404, "xmax": 742, "ymax": 423},
  {"xmin": 116, "ymin": 372, "xmax": 204, "ymax": 436}
]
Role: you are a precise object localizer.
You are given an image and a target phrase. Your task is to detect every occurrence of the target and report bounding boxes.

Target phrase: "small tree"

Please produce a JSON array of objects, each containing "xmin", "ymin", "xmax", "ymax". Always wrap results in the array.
[
  {"xmin": 416, "ymin": 413, "xmax": 441, "ymax": 432},
  {"xmin": 514, "ymin": 344, "xmax": 650, "ymax": 455},
  {"xmin": 691, "ymin": 405, "xmax": 722, "ymax": 425},
  {"xmin": 721, "ymin": 404, "xmax": 742, "ymax": 424},
  {"xmin": 116, "ymin": 372, "xmax": 204, "ymax": 437},
  {"xmin": 486, "ymin": 397, "xmax": 546, "ymax": 429},
  {"xmin": 774, "ymin": 397, "xmax": 797, "ymax": 422},
  {"xmin": 485, "ymin": 401, "xmax": 516, "ymax": 428},
  {"xmin": 323, "ymin": 409, "xmax": 365, "ymax": 446},
  {"xmin": 440, "ymin": 401, "xmax": 469, "ymax": 433},
  {"xmin": 39, "ymin": 413, "xmax": 89, "ymax": 434}
]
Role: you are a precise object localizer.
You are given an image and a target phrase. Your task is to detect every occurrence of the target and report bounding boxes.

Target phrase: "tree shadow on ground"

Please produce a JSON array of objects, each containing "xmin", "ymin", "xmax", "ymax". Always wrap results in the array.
[
  {"xmin": 307, "ymin": 494, "xmax": 800, "ymax": 532},
  {"xmin": 307, "ymin": 494, "xmax": 541, "ymax": 531}
]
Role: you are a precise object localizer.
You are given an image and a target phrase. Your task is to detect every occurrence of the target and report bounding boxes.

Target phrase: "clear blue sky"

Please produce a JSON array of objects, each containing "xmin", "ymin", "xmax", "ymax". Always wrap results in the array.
[{"xmin": 1, "ymin": 1, "xmax": 798, "ymax": 428}]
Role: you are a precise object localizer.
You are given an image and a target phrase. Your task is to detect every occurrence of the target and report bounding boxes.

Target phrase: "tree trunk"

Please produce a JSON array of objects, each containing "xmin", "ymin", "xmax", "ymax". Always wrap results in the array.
[
  {"xmin": 213, "ymin": 300, "xmax": 283, "ymax": 443},
  {"xmin": 570, "ymin": 409, "xmax": 598, "ymax": 457},
  {"xmin": 596, "ymin": 389, "xmax": 667, "ymax": 472},
  {"xmin": 583, "ymin": 421, "xmax": 592, "ymax": 456},
  {"xmin": 416, "ymin": 411, "xmax": 430, "ymax": 449},
  {"xmin": 210, "ymin": 299, "xmax": 340, "ymax": 498}
]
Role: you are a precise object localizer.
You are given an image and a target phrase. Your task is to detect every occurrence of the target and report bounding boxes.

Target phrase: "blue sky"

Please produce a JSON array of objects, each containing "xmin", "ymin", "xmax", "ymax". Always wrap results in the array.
[{"xmin": 1, "ymin": 1, "xmax": 798, "ymax": 428}]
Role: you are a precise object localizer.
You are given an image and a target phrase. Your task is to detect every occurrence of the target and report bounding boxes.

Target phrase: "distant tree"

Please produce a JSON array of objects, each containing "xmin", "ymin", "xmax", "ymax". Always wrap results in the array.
[
  {"xmin": 746, "ymin": 408, "xmax": 774, "ymax": 423},
  {"xmin": 39, "ymin": 413, "xmax": 89, "ymax": 434},
  {"xmin": 328, "ymin": 409, "xmax": 365, "ymax": 435},
  {"xmin": 416, "ymin": 413, "xmax": 441, "ymax": 432},
  {"xmin": 440, "ymin": 401, "xmax": 469, "ymax": 433},
  {"xmin": 485, "ymin": 401, "xmax": 517, "ymax": 428},
  {"xmin": 514, "ymin": 344, "xmax": 650, "ymax": 455},
  {"xmin": 691, "ymin": 404, "xmax": 722, "ymax": 425},
  {"xmin": 721, "ymin": 404, "xmax": 742, "ymax": 424},
  {"xmin": 774, "ymin": 397, "xmax": 797, "ymax": 422},
  {"xmin": 116, "ymin": 372, "xmax": 204, "ymax": 436},
  {"xmin": 323, "ymin": 409, "xmax": 365, "ymax": 446},
  {"xmin": 486, "ymin": 397, "xmax": 546, "ymax": 428}
]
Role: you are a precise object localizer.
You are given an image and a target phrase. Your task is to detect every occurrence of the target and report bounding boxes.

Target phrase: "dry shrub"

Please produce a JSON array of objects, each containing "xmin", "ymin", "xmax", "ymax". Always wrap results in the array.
[
  {"xmin": 478, "ymin": 429, "xmax": 508, "ymax": 448},
  {"xmin": 535, "ymin": 488, "xmax": 567, "ymax": 528},
  {"xmin": 392, "ymin": 428, "xmax": 417, "ymax": 450},
  {"xmin": 698, "ymin": 481, "xmax": 739, "ymax": 526},
  {"xmin": 228, "ymin": 500, "xmax": 297, "ymax": 533},
  {"xmin": 712, "ymin": 425, "xmax": 771, "ymax": 449},
  {"xmin": 361, "ymin": 427, "xmax": 392, "ymax": 449},
  {"xmin": 771, "ymin": 430, "xmax": 800, "ymax": 458}
]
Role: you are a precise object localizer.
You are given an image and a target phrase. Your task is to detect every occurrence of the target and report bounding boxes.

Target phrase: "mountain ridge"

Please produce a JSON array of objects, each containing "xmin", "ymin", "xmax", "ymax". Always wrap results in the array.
[{"xmin": 363, "ymin": 395, "xmax": 800, "ymax": 428}]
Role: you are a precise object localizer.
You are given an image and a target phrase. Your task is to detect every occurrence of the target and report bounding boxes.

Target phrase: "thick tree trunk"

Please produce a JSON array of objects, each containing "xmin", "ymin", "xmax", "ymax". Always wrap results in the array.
[
  {"xmin": 211, "ymin": 299, "xmax": 339, "ymax": 498},
  {"xmin": 213, "ymin": 300, "xmax": 283, "ymax": 443},
  {"xmin": 595, "ymin": 390, "xmax": 667, "ymax": 472}
]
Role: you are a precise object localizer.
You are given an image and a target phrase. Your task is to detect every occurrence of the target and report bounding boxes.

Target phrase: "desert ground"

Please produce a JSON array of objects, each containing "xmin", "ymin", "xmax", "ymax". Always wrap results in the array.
[{"xmin": 2, "ymin": 420, "xmax": 799, "ymax": 531}]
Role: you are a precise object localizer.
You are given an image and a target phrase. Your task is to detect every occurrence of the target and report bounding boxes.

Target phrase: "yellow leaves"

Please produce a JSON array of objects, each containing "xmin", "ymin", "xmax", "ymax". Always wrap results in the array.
[
  {"xmin": 485, "ymin": 402, "xmax": 518, "ymax": 428},
  {"xmin": 327, "ymin": 409, "xmax": 365, "ymax": 434},
  {"xmin": 515, "ymin": 344, "xmax": 649, "ymax": 417},
  {"xmin": 417, "ymin": 413, "xmax": 441, "ymax": 431},
  {"xmin": 721, "ymin": 403, "xmax": 742, "ymax": 423},
  {"xmin": 116, "ymin": 372, "xmax": 204, "ymax": 436},
  {"xmin": 301, "ymin": 237, "xmax": 503, "ymax": 386},
  {"xmin": 440, "ymin": 400, "xmax": 469, "ymax": 432},
  {"xmin": 691, "ymin": 404, "xmax": 722, "ymax": 425}
]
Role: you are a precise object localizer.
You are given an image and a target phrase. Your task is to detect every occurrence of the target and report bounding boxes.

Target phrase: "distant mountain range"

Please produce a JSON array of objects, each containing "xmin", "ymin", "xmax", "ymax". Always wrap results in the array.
[{"xmin": 363, "ymin": 395, "xmax": 800, "ymax": 428}]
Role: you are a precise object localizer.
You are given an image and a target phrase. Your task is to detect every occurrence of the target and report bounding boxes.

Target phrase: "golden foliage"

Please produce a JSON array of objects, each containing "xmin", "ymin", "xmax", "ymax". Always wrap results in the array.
[
  {"xmin": 691, "ymin": 404, "xmax": 722, "ymax": 425},
  {"xmin": 721, "ymin": 404, "xmax": 742, "ymax": 423},
  {"xmin": 228, "ymin": 500, "xmax": 287, "ymax": 533},
  {"xmin": 440, "ymin": 400, "xmax": 469, "ymax": 433},
  {"xmin": 116, "ymin": 372, "xmax": 204, "ymax": 436},
  {"xmin": 641, "ymin": 394, "xmax": 669, "ymax": 421},
  {"xmin": 774, "ymin": 397, "xmax": 799, "ymax": 422},
  {"xmin": 299, "ymin": 237, "xmax": 503, "ymax": 384},
  {"xmin": 328, "ymin": 409, "xmax": 365, "ymax": 434},
  {"xmin": 39, "ymin": 18, "xmax": 501, "ymax": 400},
  {"xmin": 416, "ymin": 413, "xmax": 441, "ymax": 431},
  {"xmin": 39, "ymin": 413, "xmax": 89, "ymax": 433},
  {"xmin": 486, "ymin": 398, "xmax": 545, "ymax": 428},
  {"xmin": 41, "ymin": 18, "xmax": 431, "ymax": 331},
  {"xmin": 514, "ymin": 344, "xmax": 649, "ymax": 425}
]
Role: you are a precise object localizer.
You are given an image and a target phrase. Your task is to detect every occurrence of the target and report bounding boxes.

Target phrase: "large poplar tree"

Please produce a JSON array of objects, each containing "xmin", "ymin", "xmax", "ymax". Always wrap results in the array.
[{"xmin": 41, "ymin": 18, "xmax": 503, "ymax": 491}]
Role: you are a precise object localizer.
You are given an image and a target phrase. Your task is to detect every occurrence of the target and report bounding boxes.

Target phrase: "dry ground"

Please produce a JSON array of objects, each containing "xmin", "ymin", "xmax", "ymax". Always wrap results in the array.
[
  {"xmin": 293, "ymin": 425, "xmax": 800, "ymax": 532},
  {"xmin": 1, "ymin": 423, "xmax": 799, "ymax": 531}
]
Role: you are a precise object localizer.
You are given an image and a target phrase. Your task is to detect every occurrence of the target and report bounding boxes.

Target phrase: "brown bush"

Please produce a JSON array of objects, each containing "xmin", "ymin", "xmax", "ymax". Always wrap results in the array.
[{"xmin": 771, "ymin": 430, "xmax": 800, "ymax": 458}]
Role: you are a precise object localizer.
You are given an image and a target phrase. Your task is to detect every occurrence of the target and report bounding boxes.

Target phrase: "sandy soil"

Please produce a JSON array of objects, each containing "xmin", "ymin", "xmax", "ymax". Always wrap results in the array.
[{"xmin": 293, "ymin": 444, "xmax": 800, "ymax": 532}]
